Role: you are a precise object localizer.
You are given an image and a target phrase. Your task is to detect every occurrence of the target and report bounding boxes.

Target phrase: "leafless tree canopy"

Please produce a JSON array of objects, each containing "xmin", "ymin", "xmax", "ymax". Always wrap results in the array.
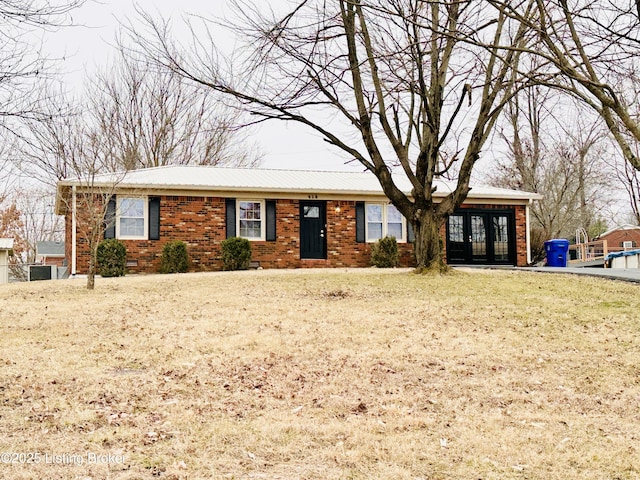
[
  {"xmin": 90, "ymin": 44, "xmax": 262, "ymax": 170},
  {"xmin": 609, "ymin": 141, "xmax": 640, "ymax": 225},
  {"xmin": 490, "ymin": 84, "xmax": 615, "ymax": 261},
  {"xmin": 492, "ymin": 83, "xmax": 614, "ymax": 246},
  {"xmin": 17, "ymin": 53, "xmax": 263, "ymax": 185},
  {"xmin": 130, "ymin": 0, "xmax": 536, "ymax": 269},
  {"xmin": 15, "ymin": 89, "xmax": 126, "ymax": 289},
  {"xmin": 0, "ymin": 0, "xmax": 86, "ymax": 137},
  {"xmin": 18, "ymin": 94, "xmax": 89, "ymax": 184},
  {"xmin": 500, "ymin": 1, "xmax": 640, "ymax": 171}
]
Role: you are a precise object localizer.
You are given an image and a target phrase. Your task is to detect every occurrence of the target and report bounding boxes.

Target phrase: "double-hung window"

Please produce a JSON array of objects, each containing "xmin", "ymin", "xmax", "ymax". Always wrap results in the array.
[
  {"xmin": 237, "ymin": 200, "xmax": 265, "ymax": 240},
  {"xmin": 366, "ymin": 203, "xmax": 406, "ymax": 242},
  {"xmin": 117, "ymin": 197, "xmax": 147, "ymax": 239}
]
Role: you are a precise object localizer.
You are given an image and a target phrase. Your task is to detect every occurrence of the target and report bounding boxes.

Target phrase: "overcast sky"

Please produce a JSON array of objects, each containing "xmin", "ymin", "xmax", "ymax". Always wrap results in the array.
[{"xmin": 48, "ymin": 0, "xmax": 357, "ymax": 172}]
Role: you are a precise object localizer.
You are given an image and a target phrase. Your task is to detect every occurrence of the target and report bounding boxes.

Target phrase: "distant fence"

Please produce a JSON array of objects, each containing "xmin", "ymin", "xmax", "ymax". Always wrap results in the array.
[{"xmin": 569, "ymin": 240, "xmax": 608, "ymax": 263}]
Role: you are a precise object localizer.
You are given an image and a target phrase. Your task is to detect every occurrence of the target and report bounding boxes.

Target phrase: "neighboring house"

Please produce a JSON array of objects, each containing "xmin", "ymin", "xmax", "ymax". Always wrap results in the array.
[
  {"xmin": 55, "ymin": 166, "xmax": 540, "ymax": 275},
  {"xmin": 0, "ymin": 238, "xmax": 14, "ymax": 284},
  {"xmin": 597, "ymin": 224, "xmax": 640, "ymax": 251},
  {"xmin": 36, "ymin": 241, "xmax": 66, "ymax": 267}
]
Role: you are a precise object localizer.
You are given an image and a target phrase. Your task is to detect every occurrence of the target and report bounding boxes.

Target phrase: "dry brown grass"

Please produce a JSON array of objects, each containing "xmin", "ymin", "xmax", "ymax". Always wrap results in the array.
[{"xmin": 1, "ymin": 268, "xmax": 640, "ymax": 479}]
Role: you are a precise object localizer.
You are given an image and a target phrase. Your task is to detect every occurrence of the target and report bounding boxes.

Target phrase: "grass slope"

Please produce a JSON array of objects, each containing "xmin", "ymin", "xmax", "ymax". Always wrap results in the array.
[{"xmin": 1, "ymin": 269, "xmax": 639, "ymax": 479}]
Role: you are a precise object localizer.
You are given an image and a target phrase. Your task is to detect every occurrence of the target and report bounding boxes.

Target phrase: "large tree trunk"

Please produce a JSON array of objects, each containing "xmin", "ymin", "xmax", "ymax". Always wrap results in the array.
[{"xmin": 412, "ymin": 209, "xmax": 447, "ymax": 273}]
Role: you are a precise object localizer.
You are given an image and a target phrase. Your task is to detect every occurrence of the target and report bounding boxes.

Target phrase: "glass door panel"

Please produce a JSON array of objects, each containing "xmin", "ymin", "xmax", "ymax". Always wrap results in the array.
[
  {"xmin": 470, "ymin": 214, "xmax": 487, "ymax": 262},
  {"xmin": 492, "ymin": 215, "xmax": 510, "ymax": 262},
  {"xmin": 447, "ymin": 215, "xmax": 466, "ymax": 263}
]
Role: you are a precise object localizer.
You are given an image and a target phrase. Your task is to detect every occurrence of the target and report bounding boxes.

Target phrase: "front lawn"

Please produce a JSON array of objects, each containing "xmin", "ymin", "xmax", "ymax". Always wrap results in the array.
[{"xmin": 1, "ymin": 268, "xmax": 638, "ymax": 479}]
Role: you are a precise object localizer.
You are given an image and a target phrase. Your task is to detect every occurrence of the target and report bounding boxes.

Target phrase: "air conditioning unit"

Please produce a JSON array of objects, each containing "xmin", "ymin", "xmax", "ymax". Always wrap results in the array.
[{"xmin": 28, "ymin": 265, "xmax": 57, "ymax": 281}]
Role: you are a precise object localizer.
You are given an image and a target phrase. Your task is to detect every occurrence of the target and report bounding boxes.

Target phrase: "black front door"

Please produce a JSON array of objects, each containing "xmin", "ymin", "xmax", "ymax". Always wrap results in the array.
[
  {"xmin": 300, "ymin": 201, "xmax": 327, "ymax": 259},
  {"xmin": 446, "ymin": 210, "xmax": 516, "ymax": 265}
]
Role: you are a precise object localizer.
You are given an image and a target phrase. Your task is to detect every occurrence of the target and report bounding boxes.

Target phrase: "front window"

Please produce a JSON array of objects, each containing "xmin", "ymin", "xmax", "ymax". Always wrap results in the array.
[
  {"xmin": 386, "ymin": 205, "xmax": 403, "ymax": 239},
  {"xmin": 238, "ymin": 200, "xmax": 265, "ymax": 240},
  {"xmin": 366, "ymin": 204, "xmax": 383, "ymax": 241},
  {"xmin": 118, "ymin": 197, "xmax": 146, "ymax": 239},
  {"xmin": 366, "ymin": 203, "xmax": 406, "ymax": 242}
]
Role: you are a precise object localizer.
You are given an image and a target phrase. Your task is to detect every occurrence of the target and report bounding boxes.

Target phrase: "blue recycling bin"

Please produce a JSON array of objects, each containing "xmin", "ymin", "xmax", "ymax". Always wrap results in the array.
[{"xmin": 544, "ymin": 239, "xmax": 570, "ymax": 267}]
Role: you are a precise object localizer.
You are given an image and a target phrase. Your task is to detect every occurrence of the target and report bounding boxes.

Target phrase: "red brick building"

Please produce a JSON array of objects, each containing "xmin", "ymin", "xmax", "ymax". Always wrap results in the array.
[
  {"xmin": 597, "ymin": 224, "xmax": 640, "ymax": 252},
  {"xmin": 56, "ymin": 166, "xmax": 540, "ymax": 274},
  {"xmin": 35, "ymin": 241, "xmax": 66, "ymax": 267}
]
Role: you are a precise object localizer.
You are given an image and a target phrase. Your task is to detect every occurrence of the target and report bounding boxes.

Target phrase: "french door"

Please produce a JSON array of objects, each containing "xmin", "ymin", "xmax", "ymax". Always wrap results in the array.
[{"xmin": 446, "ymin": 210, "xmax": 516, "ymax": 265}]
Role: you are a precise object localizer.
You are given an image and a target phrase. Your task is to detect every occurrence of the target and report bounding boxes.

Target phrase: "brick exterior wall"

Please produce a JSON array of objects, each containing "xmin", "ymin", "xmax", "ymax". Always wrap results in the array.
[
  {"xmin": 39, "ymin": 256, "xmax": 66, "ymax": 267},
  {"xmin": 67, "ymin": 195, "xmax": 529, "ymax": 274},
  {"xmin": 599, "ymin": 228, "xmax": 640, "ymax": 251}
]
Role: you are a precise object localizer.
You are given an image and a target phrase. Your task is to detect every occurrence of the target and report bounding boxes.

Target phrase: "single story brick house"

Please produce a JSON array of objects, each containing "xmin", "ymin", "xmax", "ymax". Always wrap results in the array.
[
  {"xmin": 597, "ymin": 224, "xmax": 640, "ymax": 251},
  {"xmin": 55, "ymin": 166, "xmax": 540, "ymax": 274}
]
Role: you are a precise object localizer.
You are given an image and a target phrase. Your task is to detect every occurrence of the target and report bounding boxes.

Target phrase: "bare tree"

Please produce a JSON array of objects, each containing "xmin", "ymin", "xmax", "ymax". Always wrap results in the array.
[
  {"xmin": 609, "ymin": 142, "xmax": 640, "ymax": 225},
  {"xmin": 14, "ymin": 187, "xmax": 64, "ymax": 261},
  {"xmin": 25, "ymin": 100, "xmax": 125, "ymax": 289},
  {"xmin": 17, "ymin": 55, "xmax": 262, "ymax": 183},
  {"xmin": 91, "ymin": 43, "xmax": 262, "ymax": 170},
  {"xmin": 54, "ymin": 123, "xmax": 125, "ymax": 290},
  {"xmin": 129, "ymin": 0, "xmax": 536, "ymax": 271},
  {"xmin": 501, "ymin": 1, "xmax": 640, "ymax": 173},
  {"xmin": 0, "ymin": 0, "xmax": 86, "ymax": 138},
  {"xmin": 491, "ymin": 88, "xmax": 612, "ymax": 260},
  {"xmin": 17, "ymin": 93, "xmax": 84, "ymax": 185}
]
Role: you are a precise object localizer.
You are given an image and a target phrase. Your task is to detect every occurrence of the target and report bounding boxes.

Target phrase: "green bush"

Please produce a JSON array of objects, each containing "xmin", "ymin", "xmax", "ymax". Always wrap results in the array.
[
  {"xmin": 221, "ymin": 237, "xmax": 252, "ymax": 271},
  {"xmin": 370, "ymin": 236, "xmax": 400, "ymax": 268},
  {"xmin": 96, "ymin": 239, "xmax": 127, "ymax": 277},
  {"xmin": 160, "ymin": 240, "xmax": 189, "ymax": 273}
]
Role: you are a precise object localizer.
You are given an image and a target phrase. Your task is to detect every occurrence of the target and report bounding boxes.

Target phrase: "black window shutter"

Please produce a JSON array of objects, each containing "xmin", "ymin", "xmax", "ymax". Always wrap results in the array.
[
  {"xmin": 266, "ymin": 200, "xmax": 276, "ymax": 241},
  {"xmin": 355, "ymin": 201, "xmax": 365, "ymax": 243},
  {"xmin": 225, "ymin": 198, "xmax": 236, "ymax": 238},
  {"xmin": 104, "ymin": 196, "xmax": 116, "ymax": 239},
  {"xmin": 149, "ymin": 197, "xmax": 160, "ymax": 240},
  {"xmin": 407, "ymin": 221, "xmax": 415, "ymax": 243}
]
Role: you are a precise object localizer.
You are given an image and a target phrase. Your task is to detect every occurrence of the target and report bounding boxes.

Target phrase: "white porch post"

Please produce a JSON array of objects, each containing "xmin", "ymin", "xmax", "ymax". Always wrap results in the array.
[
  {"xmin": 526, "ymin": 201, "xmax": 532, "ymax": 265},
  {"xmin": 71, "ymin": 185, "xmax": 77, "ymax": 276}
]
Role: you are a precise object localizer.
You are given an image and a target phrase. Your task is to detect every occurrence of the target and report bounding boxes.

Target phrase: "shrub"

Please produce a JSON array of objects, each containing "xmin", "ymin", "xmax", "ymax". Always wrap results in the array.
[
  {"xmin": 221, "ymin": 237, "xmax": 252, "ymax": 271},
  {"xmin": 370, "ymin": 236, "xmax": 399, "ymax": 268},
  {"xmin": 160, "ymin": 241, "xmax": 189, "ymax": 273},
  {"xmin": 96, "ymin": 239, "xmax": 127, "ymax": 277}
]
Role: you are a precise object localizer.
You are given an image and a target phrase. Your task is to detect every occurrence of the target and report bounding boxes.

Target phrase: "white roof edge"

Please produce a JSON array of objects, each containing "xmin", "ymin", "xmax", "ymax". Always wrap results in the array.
[
  {"xmin": 599, "ymin": 223, "xmax": 640, "ymax": 238},
  {"xmin": 58, "ymin": 181, "xmax": 540, "ymax": 202},
  {"xmin": 57, "ymin": 165, "xmax": 542, "ymax": 202}
]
